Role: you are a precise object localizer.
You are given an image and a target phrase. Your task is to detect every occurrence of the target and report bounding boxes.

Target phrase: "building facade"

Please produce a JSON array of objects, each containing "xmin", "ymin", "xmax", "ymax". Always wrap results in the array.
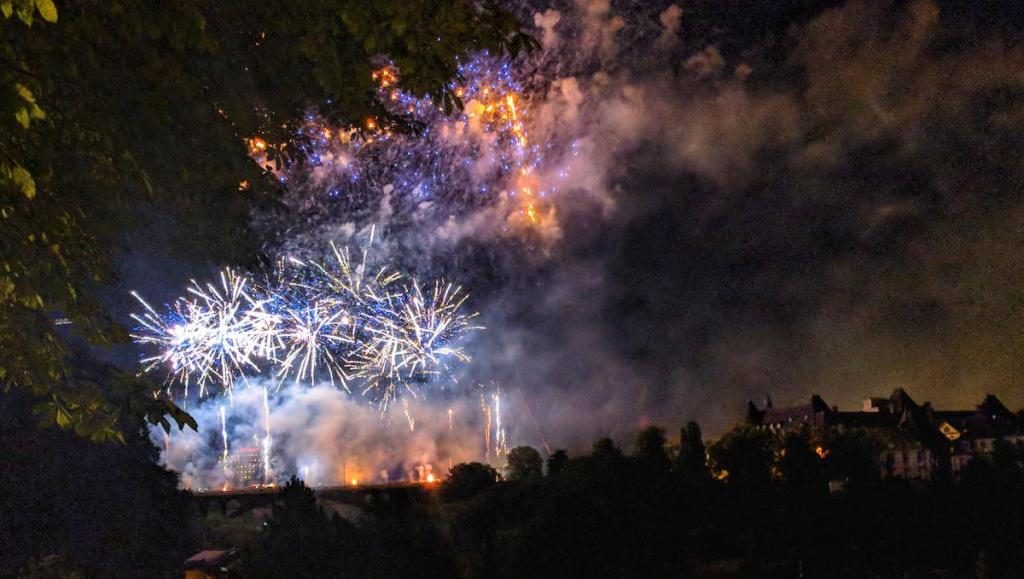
[
  {"xmin": 747, "ymin": 389, "xmax": 1024, "ymax": 480},
  {"xmin": 225, "ymin": 446, "xmax": 266, "ymax": 488}
]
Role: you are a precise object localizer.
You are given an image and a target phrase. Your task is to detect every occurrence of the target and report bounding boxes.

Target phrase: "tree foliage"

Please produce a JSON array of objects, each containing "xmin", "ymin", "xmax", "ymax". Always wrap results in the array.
[
  {"xmin": 777, "ymin": 429, "xmax": 824, "ymax": 491},
  {"xmin": 591, "ymin": 436, "xmax": 623, "ymax": 461},
  {"xmin": 708, "ymin": 424, "xmax": 775, "ymax": 488},
  {"xmin": 823, "ymin": 427, "xmax": 884, "ymax": 487},
  {"xmin": 546, "ymin": 448, "xmax": 569, "ymax": 477},
  {"xmin": 184, "ymin": 420, "xmax": 1024, "ymax": 578},
  {"xmin": 0, "ymin": 1, "xmax": 532, "ymax": 440},
  {"xmin": 442, "ymin": 461, "xmax": 499, "ymax": 501},
  {"xmin": 676, "ymin": 421, "xmax": 709, "ymax": 483},
  {"xmin": 505, "ymin": 445, "xmax": 543, "ymax": 481},
  {"xmin": 633, "ymin": 425, "xmax": 671, "ymax": 472},
  {"xmin": 242, "ymin": 476, "xmax": 362, "ymax": 578},
  {"xmin": 0, "ymin": 387, "xmax": 195, "ymax": 577}
]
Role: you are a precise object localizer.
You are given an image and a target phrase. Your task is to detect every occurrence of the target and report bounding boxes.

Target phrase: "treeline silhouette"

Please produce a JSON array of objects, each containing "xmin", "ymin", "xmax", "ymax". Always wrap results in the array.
[
  {"xmin": 235, "ymin": 423, "xmax": 1024, "ymax": 579},
  {"xmin": 4, "ymin": 379, "xmax": 1022, "ymax": 579}
]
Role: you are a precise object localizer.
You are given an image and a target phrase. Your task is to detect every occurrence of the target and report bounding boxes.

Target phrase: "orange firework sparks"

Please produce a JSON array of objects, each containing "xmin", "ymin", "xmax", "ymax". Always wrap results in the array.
[
  {"xmin": 465, "ymin": 88, "xmax": 549, "ymax": 228},
  {"xmin": 525, "ymin": 202, "xmax": 539, "ymax": 224},
  {"xmin": 505, "ymin": 94, "xmax": 527, "ymax": 148},
  {"xmin": 271, "ymin": 56, "xmax": 560, "ymax": 241},
  {"xmin": 248, "ymin": 136, "xmax": 267, "ymax": 153},
  {"xmin": 371, "ymin": 66, "xmax": 398, "ymax": 89}
]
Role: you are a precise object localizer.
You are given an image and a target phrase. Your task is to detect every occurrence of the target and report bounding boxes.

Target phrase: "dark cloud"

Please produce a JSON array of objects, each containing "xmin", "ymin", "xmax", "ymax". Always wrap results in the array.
[{"xmin": 464, "ymin": 0, "xmax": 1024, "ymax": 442}]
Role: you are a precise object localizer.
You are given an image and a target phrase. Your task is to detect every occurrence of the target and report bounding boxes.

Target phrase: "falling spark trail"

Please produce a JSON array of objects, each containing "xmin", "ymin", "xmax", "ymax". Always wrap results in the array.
[
  {"xmin": 402, "ymin": 398, "xmax": 416, "ymax": 432},
  {"xmin": 482, "ymin": 393, "xmax": 493, "ymax": 462},
  {"xmin": 219, "ymin": 405, "xmax": 229, "ymax": 490},
  {"xmin": 517, "ymin": 388, "xmax": 552, "ymax": 456},
  {"xmin": 493, "ymin": 390, "xmax": 508, "ymax": 458},
  {"xmin": 262, "ymin": 385, "xmax": 273, "ymax": 484}
]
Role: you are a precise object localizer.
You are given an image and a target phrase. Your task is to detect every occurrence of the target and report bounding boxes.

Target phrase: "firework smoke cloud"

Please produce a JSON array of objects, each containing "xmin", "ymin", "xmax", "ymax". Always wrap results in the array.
[{"xmin": 136, "ymin": 0, "xmax": 1024, "ymax": 487}]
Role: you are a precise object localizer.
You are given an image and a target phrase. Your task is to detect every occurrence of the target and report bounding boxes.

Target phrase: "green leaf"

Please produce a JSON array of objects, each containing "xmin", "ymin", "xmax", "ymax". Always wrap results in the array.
[
  {"xmin": 11, "ymin": 166, "xmax": 36, "ymax": 199},
  {"xmin": 74, "ymin": 420, "xmax": 93, "ymax": 437},
  {"xmin": 15, "ymin": 83, "xmax": 35, "ymax": 103},
  {"xmin": 55, "ymin": 407, "xmax": 71, "ymax": 428},
  {"xmin": 0, "ymin": 276, "xmax": 13, "ymax": 300},
  {"xmin": 140, "ymin": 169, "xmax": 153, "ymax": 194},
  {"xmin": 15, "ymin": 107, "xmax": 30, "ymax": 129},
  {"xmin": 174, "ymin": 409, "xmax": 198, "ymax": 431},
  {"xmin": 35, "ymin": 0, "xmax": 56, "ymax": 22},
  {"xmin": 1, "ymin": 2, "xmax": 12, "ymax": 19},
  {"xmin": 16, "ymin": 2, "xmax": 32, "ymax": 25},
  {"xmin": 38, "ymin": 407, "xmax": 56, "ymax": 427}
]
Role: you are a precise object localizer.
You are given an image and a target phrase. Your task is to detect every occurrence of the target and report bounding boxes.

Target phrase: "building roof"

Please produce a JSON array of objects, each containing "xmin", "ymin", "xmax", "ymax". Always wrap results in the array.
[
  {"xmin": 747, "ymin": 390, "xmax": 1022, "ymax": 446},
  {"xmin": 184, "ymin": 549, "xmax": 237, "ymax": 571},
  {"xmin": 754, "ymin": 394, "xmax": 834, "ymax": 426}
]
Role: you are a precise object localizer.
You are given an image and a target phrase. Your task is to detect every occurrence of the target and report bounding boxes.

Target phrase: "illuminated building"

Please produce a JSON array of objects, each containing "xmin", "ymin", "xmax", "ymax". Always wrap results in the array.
[
  {"xmin": 747, "ymin": 389, "xmax": 1024, "ymax": 481},
  {"xmin": 223, "ymin": 446, "xmax": 265, "ymax": 488}
]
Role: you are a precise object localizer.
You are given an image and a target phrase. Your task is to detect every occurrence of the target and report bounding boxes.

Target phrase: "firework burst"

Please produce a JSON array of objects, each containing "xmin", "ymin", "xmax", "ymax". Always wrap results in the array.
[
  {"xmin": 354, "ymin": 280, "xmax": 480, "ymax": 407},
  {"xmin": 251, "ymin": 51, "xmax": 561, "ymax": 255},
  {"xmin": 130, "ymin": 239, "xmax": 480, "ymax": 405},
  {"xmin": 130, "ymin": 269, "xmax": 261, "ymax": 397}
]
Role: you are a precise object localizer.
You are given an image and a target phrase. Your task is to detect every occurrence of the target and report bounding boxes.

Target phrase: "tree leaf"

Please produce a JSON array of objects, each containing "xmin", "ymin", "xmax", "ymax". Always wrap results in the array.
[
  {"xmin": 35, "ymin": 0, "xmax": 56, "ymax": 22},
  {"xmin": 16, "ymin": 2, "xmax": 32, "ymax": 25},
  {"xmin": 11, "ymin": 166, "xmax": 36, "ymax": 199},
  {"xmin": 15, "ymin": 107, "xmax": 30, "ymax": 128},
  {"xmin": 55, "ymin": 407, "xmax": 71, "ymax": 428},
  {"xmin": 15, "ymin": 83, "xmax": 35, "ymax": 103}
]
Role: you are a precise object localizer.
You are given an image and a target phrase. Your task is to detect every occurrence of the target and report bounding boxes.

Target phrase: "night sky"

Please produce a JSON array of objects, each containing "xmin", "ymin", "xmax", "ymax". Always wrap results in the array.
[{"xmin": 120, "ymin": 0, "xmax": 1024, "ymax": 449}]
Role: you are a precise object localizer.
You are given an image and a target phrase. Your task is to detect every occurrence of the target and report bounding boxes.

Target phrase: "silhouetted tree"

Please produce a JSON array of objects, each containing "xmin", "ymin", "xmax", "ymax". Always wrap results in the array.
[
  {"xmin": 958, "ymin": 448, "xmax": 1024, "ymax": 577},
  {"xmin": 592, "ymin": 437, "xmax": 623, "ymax": 461},
  {"xmin": 992, "ymin": 438, "xmax": 1023, "ymax": 485},
  {"xmin": 0, "ymin": 387, "xmax": 194, "ymax": 577},
  {"xmin": 634, "ymin": 426, "xmax": 671, "ymax": 472},
  {"xmin": 242, "ymin": 476, "xmax": 358, "ymax": 578},
  {"xmin": 442, "ymin": 462, "xmax": 499, "ymax": 501},
  {"xmin": 709, "ymin": 425, "xmax": 774, "ymax": 489},
  {"xmin": 14, "ymin": 555, "xmax": 84, "ymax": 579},
  {"xmin": 778, "ymin": 430, "xmax": 824, "ymax": 492},
  {"xmin": 546, "ymin": 449, "xmax": 569, "ymax": 477},
  {"xmin": 676, "ymin": 421, "xmax": 709, "ymax": 482},
  {"xmin": 363, "ymin": 425, "xmax": 1024, "ymax": 578},
  {"xmin": 825, "ymin": 428, "xmax": 883, "ymax": 487},
  {"xmin": 360, "ymin": 507, "xmax": 456, "ymax": 579},
  {"xmin": 506, "ymin": 446, "xmax": 544, "ymax": 482}
]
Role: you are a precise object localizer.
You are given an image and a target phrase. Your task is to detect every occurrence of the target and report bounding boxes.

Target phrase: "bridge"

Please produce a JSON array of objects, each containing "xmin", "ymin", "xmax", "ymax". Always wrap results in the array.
[{"xmin": 191, "ymin": 482, "xmax": 438, "ymax": 518}]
